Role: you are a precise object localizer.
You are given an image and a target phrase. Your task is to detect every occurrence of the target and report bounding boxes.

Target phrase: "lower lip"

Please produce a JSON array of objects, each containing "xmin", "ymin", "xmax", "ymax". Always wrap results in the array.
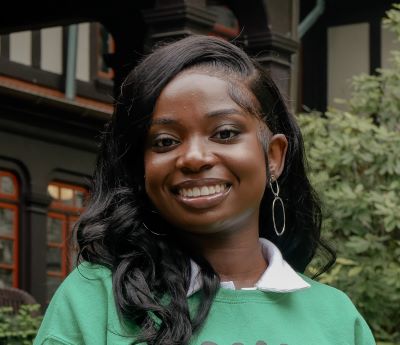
[{"xmin": 173, "ymin": 186, "xmax": 231, "ymax": 210}]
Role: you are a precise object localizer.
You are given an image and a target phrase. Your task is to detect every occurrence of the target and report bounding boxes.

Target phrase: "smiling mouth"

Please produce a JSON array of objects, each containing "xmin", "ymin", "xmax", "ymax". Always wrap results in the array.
[
  {"xmin": 171, "ymin": 182, "xmax": 232, "ymax": 209},
  {"xmin": 177, "ymin": 183, "xmax": 229, "ymax": 198}
]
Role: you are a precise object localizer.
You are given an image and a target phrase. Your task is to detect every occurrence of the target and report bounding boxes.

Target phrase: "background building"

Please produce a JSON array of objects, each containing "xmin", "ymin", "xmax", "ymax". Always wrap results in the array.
[
  {"xmin": 300, "ymin": 0, "xmax": 397, "ymax": 111},
  {"xmin": 0, "ymin": 0, "xmax": 396, "ymax": 307}
]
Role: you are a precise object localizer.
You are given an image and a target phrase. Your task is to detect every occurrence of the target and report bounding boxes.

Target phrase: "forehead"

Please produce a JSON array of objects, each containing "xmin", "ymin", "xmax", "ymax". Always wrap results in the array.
[
  {"xmin": 159, "ymin": 72, "xmax": 230, "ymax": 100},
  {"xmin": 153, "ymin": 71, "xmax": 259, "ymax": 116}
]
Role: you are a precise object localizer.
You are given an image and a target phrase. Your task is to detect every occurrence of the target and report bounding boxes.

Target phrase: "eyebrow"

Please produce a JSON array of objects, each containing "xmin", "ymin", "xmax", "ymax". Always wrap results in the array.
[
  {"xmin": 205, "ymin": 108, "xmax": 245, "ymax": 118},
  {"xmin": 150, "ymin": 108, "xmax": 244, "ymax": 126},
  {"xmin": 150, "ymin": 117, "xmax": 177, "ymax": 126}
]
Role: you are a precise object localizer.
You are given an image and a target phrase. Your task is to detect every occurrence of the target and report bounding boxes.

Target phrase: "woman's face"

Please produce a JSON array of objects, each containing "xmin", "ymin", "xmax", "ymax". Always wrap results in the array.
[{"xmin": 144, "ymin": 71, "xmax": 284, "ymax": 235}]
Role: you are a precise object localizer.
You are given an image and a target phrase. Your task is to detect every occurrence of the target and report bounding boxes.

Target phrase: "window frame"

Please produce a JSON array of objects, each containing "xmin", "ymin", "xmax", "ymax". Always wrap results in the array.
[
  {"xmin": 0, "ymin": 170, "xmax": 20, "ymax": 288},
  {"xmin": 46, "ymin": 212, "xmax": 68, "ymax": 278},
  {"xmin": 48, "ymin": 181, "xmax": 88, "ymax": 212},
  {"xmin": 46, "ymin": 181, "xmax": 88, "ymax": 300}
]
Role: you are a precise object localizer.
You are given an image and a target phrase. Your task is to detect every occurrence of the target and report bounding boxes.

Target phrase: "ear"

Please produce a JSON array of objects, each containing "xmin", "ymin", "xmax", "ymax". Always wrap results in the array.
[{"xmin": 267, "ymin": 134, "xmax": 288, "ymax": 178}]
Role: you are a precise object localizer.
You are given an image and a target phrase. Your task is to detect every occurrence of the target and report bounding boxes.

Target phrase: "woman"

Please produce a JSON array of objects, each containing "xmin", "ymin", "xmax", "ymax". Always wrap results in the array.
[{"xmin": 34, "ymin": 35, "xmax": 375, "ymax": 345}]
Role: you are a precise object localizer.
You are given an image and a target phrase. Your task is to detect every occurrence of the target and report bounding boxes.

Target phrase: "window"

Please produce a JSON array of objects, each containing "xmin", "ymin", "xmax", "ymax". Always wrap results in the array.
[
  {"xmin": 327, "ymin": 23, "xmax": 370, "ymax": 108},
  {"xmin": 46, "ymin": 182, "xmax": 88, "ymax": 301},
  {"xmin": 0, "ymin": 170, "xmax": 19, "ymax": 288}
]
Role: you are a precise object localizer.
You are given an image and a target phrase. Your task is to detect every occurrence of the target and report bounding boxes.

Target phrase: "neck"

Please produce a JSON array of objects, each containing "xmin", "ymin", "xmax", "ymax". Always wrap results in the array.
[{"xmin": 185, "ymin": 221, "xmax": 268, "ymax": 289}]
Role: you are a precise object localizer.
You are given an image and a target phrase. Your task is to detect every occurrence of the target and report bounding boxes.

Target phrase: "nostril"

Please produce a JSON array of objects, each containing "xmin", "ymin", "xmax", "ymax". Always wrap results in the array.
[
  {"xmin": 176, "ymin": 153, "xmax": 214, "ymax": 171},
  {"xmin": 180, "ymin": 164, "xmax": 213, "ymax": 174}
]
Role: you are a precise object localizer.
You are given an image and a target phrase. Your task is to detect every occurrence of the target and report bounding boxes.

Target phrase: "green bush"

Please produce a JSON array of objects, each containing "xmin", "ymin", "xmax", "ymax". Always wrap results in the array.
[
  {"xmin": 0, "ymin": 305, "xmax": 43, "ymax": 345},
  {"xmin": 299, "ymin": 4, "xmax": 400, "ymax": 344}
]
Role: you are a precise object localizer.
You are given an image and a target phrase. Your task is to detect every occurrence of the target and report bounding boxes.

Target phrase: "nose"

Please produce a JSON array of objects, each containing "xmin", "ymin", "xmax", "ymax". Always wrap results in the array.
[{"xmin": 176, "ymin": 137, "xmax": 215, "ymax": 173}]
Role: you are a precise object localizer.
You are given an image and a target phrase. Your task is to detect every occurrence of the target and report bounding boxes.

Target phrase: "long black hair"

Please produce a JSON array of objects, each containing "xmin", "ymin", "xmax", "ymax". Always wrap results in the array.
[{"xmin": 76, "ymin": 35, "xmax": 335, "ymax": 345}]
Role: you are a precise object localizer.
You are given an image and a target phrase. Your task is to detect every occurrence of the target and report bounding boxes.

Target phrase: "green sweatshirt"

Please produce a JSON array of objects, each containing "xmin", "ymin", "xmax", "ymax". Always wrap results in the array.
[{"xmin": 34, "ymin": 263, "xmax": 375, "ymax": 345}]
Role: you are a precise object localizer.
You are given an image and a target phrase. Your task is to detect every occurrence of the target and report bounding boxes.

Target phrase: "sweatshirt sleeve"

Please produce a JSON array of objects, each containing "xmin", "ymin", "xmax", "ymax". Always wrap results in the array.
[
  {"xmin": 33, "ymin": 264, "xmax": 114, "ymax": 345},
  {"xmin": 354, "ymin": 315, "xmax": 376, "ymax": 345},
  {"xmin": 33, "ymin": 263, "xmax": 140, "ymax": 345}
]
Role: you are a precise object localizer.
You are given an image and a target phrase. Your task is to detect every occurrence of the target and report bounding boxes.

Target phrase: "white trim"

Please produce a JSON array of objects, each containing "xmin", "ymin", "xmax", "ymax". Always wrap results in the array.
[{"xmin": 187, "ymin": 238, "xmax": 310, "ymax": 297}]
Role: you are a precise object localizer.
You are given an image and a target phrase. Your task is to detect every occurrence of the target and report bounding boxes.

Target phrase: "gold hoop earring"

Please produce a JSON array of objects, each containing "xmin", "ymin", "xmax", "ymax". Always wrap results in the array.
[{"xmin": 269, "ymin": 175, "xmax": 285, "ymax": 237}]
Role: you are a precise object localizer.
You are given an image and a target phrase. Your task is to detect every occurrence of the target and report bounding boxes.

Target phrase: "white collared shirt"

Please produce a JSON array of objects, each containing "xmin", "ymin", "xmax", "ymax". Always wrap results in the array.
[{"xmin": 187, "ymin": 238, "xmax": 310, "ymax": 297}]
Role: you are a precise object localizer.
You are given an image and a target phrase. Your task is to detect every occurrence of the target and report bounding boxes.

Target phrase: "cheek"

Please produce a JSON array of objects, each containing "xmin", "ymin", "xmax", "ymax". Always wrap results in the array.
[
  {"xmin": 144, "ymin": 151, "xmax": 167, "ymax": 179},
  {"xmin": 221, "ymin": 137, "xmax": 267, "ymax": 201},
  {"xmin": 232, "ymin": 138, "xmax": 267, "ymax": 178},
  {"xmin": 143, "ymin": 152, "xmax": 159, "ymax": 197},
  {"xmin": 143, "ymin": 152, "xmax": 172, "ymax": 201},
  {"xmin": 241, "ymin": 141, "xmax": 268, "ymax": 197}
]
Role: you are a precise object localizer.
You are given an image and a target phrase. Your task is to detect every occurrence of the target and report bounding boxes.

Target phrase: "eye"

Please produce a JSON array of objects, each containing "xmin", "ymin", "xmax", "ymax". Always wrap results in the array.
[
  {"xmin": 213, "ymin": 127, "xmax": 240, "ymax": 142},
  {"xmin": 153, "ymin": 135, "xmax": 180, "ymax": 149}
]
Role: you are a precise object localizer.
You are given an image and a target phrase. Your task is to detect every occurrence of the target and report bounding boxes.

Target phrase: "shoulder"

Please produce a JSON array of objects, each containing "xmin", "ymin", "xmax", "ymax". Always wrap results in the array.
[
  {"xmin": 49, "ymin": 262, "xmax": 113, "ymax": 311},
  {"xmin": 34, "ymin": 263, "xmax": 115, "ymax": 345},
  {"xmin": 294, "ymin": 274, "xmax": 376, "ymax": 344},
  {"xmin": 67, "ymin": 261, "xmax": 112, "ymax": 282},
  {"xmin": 297, "ymin": 273, "xmax": 361, "ymax": 312},
  {"xmin": 300, "ymin": 274, "xmax": 352, "ymax": 297},
  {"xmin": 57, "ymin": 262, "xmax": 112, "ymax": 295}
]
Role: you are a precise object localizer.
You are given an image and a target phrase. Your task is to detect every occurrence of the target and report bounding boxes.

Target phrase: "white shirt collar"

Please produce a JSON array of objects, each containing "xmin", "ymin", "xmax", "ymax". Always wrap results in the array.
[{"xmin": 187, "ymin": 238, "xmax": 310, "ymax": 296}]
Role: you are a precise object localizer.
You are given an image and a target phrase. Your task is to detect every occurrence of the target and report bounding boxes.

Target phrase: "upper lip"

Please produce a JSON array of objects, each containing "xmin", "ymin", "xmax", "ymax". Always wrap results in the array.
[{"xmin": 171, "ymin": 178, "xmax": 231, "ymax": 192}]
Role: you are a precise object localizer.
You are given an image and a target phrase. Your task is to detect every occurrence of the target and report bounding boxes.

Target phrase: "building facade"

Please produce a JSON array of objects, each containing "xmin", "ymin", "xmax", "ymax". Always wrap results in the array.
[
  {"xmin": 299, "ymin": 0, "xmax": 397, "ymax": 111},
  {"xmin": 0, "ymin": 0, "xmax": 397, "ymax": 307},
  {"xmin": 0, "ymin": 0, "xmax": 298, "ymax": 307}
]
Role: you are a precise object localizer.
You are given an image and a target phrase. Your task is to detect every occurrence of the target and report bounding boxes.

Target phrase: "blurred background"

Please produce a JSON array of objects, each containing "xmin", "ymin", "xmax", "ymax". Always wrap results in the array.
[{"xmin": 0, "ymin": 0, "xmax": 398, "ymax": 343}]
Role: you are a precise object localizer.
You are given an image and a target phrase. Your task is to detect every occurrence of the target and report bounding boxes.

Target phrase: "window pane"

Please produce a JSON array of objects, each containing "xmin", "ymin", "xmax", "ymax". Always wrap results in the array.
[
  {"xmin": 75, "ymin": 190, "xmax": 85, "ymax": 208},
  {"xmin": 0, "ymin": 176, "xmax": 15, "ymax": 195},
  {"xmin": 47, "ymin": 217, "xmax": 63, "ymax": 243},
  {"xmin": 10, "ymin": 31, "xmax": 32, "ymax": 65},
  {"xmin": 0, "ymin": 239, "xmax": 14, "ymax": 264},
  {"xmin": 76, "ymin": 23, "xmax": 90, "ymax": 82},
  {"xmin": 60, "ymin": 188, "xmax": 73, "ymax": 206},
  {"xmin": 40, "ymin": 27, "xmax": 63, "ymax": 74},
  {"xmin": 0, "ymin": 208, "xmax": 14, "ymax": 237},
  {"xmin": 46, "ymin": 275, "xmax": 62, "ymax": 302},
  {"xmin": 48, "ymin": 184, "xmax": 59, "ymax": 200},
  {"xmin": 0, "ymin": 268, "xmax": 13, "ymax": 288},
  {"xmin": 46, "ymin": 247, "xmax": 62, "ymax": 272}
]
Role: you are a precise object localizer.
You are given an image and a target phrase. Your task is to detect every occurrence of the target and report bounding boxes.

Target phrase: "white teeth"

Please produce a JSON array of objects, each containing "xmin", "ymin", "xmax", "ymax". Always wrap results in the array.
[
  {"xmin": 200, "ymin": 186, "xmax": 209, "ymax": 196},
  {"xmin": 178, "ymin": 184, "xmax": 228, "ymax": 198},
  {"xmin": 193, "ymin": 187, "xmax": 200, "ymax": 197}
]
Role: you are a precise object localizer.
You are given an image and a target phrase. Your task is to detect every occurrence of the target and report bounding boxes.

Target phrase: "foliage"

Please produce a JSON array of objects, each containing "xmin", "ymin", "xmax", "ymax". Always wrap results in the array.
[
  {"xmin": 299, "ymin": 4, "xmax": 400, "ymax": 344},
  {"xmin": 0, "ymin": 304, "xmax": 43, "ymax": 345}
]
